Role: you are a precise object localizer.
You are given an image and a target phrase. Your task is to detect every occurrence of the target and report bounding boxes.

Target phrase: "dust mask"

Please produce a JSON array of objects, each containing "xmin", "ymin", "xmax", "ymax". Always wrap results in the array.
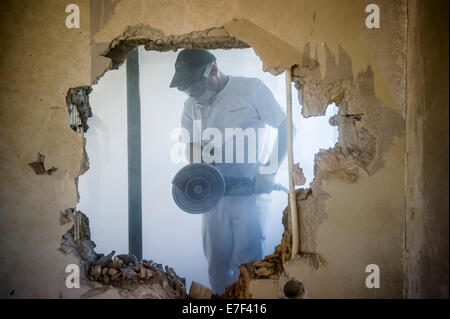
[{"xmin": 192, "ymin": 64, "xmax": 216, "ymax": 107}]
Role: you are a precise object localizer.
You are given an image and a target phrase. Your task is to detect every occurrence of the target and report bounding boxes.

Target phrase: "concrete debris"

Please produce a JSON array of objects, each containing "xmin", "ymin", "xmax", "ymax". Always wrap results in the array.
[
  {"xmin": 67, "ymin": 210, "xmax": 91, "ymax": 242},
  {"xmin": 28, "ymin": 153, "xmax": 57, "ymax": 175},
  {"xmin": 116, "ymin": 254, "xmax": 139, "ymax": 266},
  {"xmin": 60, "ymin": 210, "xmax": 98, "ymax": 278},
  {"xmin": 165, "ymin": 265, "xmax": 177, "ymax": 278},
  {"xmin": 112, "ymin": 257, "xmax": 124, "ymax": 269},
  {"xmin": 91, "ymin": 255, "xmax": 183, "ymax": 289},
  {"xmin": 189, "ymin": 282, "xmax": 213, "ymax": 299},
  {"xmin": 292, "ymin": 163, "xmax": 306, "ymax": 186},
  {"xmin": 66, "ymin": 86, "xmax": 93, "ymax": 132},
  {"xmin": 96, "ymin": 250, "xmax": 116, "ymax": 268},
  {"xmin": 221, "ymin": 247, "xmax": 287, "ymax": 299},
  {"xmin": 254, "ymin": 267, "xmax": 272, "ymax": 277},
  {"xmin": 107, "ymin": 267, "xmax": 118, "ymax": 277},
  {"xmin": 219, "ymin": 189, "xmax": 308, "ymax": 298},
  {"xmin": 89, "ymin": 265, "xmax": 102, "ymax": 281},
  {"xmin": 85, "ymin": 256, "xmax": 187, "ymax": 299},
  {"xmin": 59, "ymin": 231, "xmax": 77, "ymax": 255},
  {"xmin": 60, "ymin": 210, "xmax": 187, "ymax": 298},
  {"xmin": 314, "ymin": 148, "xmax": 360, "ymax": 184},
  {"xmin": 120, "ymin": 267, "xmax": 138, "ymax": 280},
  {"xmin": 220, "ymin": 231, "xmax": 322, "ymax": 299},
  {"xmin": 220, "ymin": 187, "xmax": 323, "ymax": 299},
  {"xmin": 59, "ymin": 208, "xmax": 73, "ymax": 225}
]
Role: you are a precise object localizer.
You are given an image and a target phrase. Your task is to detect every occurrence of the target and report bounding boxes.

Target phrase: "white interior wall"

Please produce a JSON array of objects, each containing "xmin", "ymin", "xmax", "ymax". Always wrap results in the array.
[{"xmin": 78, "ymin": 47, "xmax": 338, "ymax": 292}]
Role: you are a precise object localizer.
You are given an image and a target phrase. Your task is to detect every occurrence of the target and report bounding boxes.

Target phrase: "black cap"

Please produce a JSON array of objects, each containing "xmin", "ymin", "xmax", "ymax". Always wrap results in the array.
[{"xmin": 170, "ymin": 49, "xmax": 216, "ymax": 88}]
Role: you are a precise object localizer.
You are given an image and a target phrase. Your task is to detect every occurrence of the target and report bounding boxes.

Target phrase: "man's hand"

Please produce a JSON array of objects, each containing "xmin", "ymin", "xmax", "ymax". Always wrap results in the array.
[{"xmin": 254, "ymin": 173, "xmax": 276, "ymax": 194}]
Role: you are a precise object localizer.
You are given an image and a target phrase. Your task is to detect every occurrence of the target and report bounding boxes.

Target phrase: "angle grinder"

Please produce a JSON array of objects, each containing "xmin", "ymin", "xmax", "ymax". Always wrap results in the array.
[{"xmin": 172, "ymin": 163, "xmax": 288, "ymax": 214}]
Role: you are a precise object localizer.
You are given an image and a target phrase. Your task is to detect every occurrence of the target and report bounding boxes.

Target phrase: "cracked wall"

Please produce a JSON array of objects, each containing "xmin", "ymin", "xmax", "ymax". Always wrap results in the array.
[{"xmin": 1, "ymin": 0, "xmax": 445, "ymax": 299}]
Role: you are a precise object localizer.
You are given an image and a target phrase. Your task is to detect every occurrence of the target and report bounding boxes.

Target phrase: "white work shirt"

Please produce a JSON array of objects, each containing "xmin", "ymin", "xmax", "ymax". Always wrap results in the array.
[{"xmin": 180, "ymin": 76, "xmax": 285, "ymax": 178}]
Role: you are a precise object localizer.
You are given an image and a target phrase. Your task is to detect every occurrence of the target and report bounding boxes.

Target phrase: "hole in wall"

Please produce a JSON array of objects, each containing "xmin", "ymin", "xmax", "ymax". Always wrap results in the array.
[
  {"xmin": 78, "ymin": 46, "xmax": 298, "ymax": 292},
  {"xmin": 64, "ymin": 29, "xmax": 340, "ymax": 298},
  {"xmin": 283, "ymin": 279, "xmax": 304, "ymax": 298}
]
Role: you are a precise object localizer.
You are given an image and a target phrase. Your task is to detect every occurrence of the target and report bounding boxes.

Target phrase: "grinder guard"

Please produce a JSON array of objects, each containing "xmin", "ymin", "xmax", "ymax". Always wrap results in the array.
[{"xmin": 172, "ymin": 163, "xmax": 225, "ymax": 214}]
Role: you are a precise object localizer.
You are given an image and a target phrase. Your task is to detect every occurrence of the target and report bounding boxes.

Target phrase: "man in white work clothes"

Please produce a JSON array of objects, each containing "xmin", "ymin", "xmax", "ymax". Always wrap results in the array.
[{"xmin": 170, "ymin": 49, "xmax": 288, "ymax": 294}]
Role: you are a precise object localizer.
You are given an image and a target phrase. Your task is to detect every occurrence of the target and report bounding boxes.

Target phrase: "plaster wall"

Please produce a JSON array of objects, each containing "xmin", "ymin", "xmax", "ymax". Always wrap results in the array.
[
  {"xmin": 0, "ymin": 0, "xmax": 441, "ymax": 299},
  {"xmin": 0, "ymin": 0, "xmax": 92, "ymax": 298},
  {"xmin": 404, "ymin": 0, "xmax": 449, "ymax": 299}
]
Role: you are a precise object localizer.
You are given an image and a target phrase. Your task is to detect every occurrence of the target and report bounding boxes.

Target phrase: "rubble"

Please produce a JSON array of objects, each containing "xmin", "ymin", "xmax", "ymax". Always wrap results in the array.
[
  {"xmin": 189, "ymin": 282, "xmax": 213, "ymax": 299},
  {"xmin": 60, "ymin": 210, "xmax": 187, "ymax": 298},
  {"xmin": 86, "ymin": 252, "xmax": 187, "ymax": 298},
  {"xmin": 66, "ymin": 86, "xmax": 93, "ymax": 133},
  {"xmin": 220, "ymin": 188, "xmax": 321, "ymax": 299},
  {"xmin": 116, "ymin": 254, "xmax": 138, "ymax": 265},
  {"xmin": 95, "ymin": 250, "xmax": 115, "ymax": 268},
  {"xmin": 220, "ymin": 249, "xmax": 286, "ymax": 299}
]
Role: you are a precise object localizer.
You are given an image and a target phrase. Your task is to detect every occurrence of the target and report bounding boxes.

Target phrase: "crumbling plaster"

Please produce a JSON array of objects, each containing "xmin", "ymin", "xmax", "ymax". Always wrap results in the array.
[
  {"xmin": 0, "ymin": 0, "xmax": 93, "ymax": 298},
  {"xmin": 0, "ymin": 0, "xmax": 424, "ymax": 299}
]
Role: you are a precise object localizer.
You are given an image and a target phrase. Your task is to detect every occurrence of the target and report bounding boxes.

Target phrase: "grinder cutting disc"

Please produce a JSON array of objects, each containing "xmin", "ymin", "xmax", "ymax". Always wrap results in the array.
[{"xmin": 172, "ymin": 163, "xmax": 225, "ymax": 214}]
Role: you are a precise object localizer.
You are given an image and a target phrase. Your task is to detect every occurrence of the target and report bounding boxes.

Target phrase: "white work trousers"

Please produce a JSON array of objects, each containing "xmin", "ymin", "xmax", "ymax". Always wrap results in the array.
[{"xmin": 202, "ymin": 194, "xmax": 271, "ymax": 294}]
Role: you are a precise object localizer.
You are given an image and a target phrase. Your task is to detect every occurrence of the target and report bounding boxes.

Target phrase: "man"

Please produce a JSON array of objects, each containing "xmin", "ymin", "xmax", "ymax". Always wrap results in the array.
[{"xmin": 170, "ymin": 49, "xmax": 288, "ymax": 294}]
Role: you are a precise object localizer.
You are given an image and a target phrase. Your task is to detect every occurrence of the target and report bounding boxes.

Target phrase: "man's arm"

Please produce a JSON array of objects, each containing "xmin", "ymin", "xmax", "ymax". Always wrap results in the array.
[
  {"xmin": 261, "ymin": 119, "xmax": 296, "ymax": 172},
  {"xmin": 252, "ymin": 80, "xmax": 296, "ymax": 193},
  {"xmin": 254, "ymin": 119, "xmax": 296, "ymax": 193},
  {"xmin": 251, "ymin": 79, "xmax": 296, "ymax": 173},
  {"xmin": 181, "ymin": 101, "xmax": 201, "ymax": 163},
  {"xmin": 274, "ymin": 118, "xmax": 287, "ymax": 171}
]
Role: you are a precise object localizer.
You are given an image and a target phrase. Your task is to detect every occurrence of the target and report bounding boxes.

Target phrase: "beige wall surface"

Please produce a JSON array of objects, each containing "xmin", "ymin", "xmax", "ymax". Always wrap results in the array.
[
  {"xmin": 0, "ymin": 0, "xmax": 92, "ymax": 298},
  {"xmin": 0, "ymin": 0, "xmax": 446, "ymax": 298},
  {"xmin": 405, "ymin": 0, "xmax": 449, "ymax": 299}
]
